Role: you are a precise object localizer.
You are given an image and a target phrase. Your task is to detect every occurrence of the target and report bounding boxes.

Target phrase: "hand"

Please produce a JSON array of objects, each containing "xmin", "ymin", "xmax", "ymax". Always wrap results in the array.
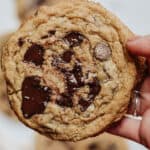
[{"xmin": 108, "ymin": 36, "xmax": 150, "ymax": 149}]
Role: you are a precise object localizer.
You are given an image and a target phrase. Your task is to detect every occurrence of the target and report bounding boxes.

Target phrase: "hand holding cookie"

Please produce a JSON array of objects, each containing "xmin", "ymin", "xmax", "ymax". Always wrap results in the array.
[
  {"xmin": 1, "ymin": 0, "xmax": 143, "ymax": 142},
  {"xmin": 108, "ymin": 36, "xmax": 150, "ymax": 149}
]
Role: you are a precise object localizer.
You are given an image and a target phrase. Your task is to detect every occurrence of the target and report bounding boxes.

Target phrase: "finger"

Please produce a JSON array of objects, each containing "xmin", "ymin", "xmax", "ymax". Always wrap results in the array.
[
  {"xmin": 139, "ymin": 109, "xmax": 150, "ymax": 148},
  {"xmin": 107, "ymin": 117, "xmax": 141, "ymax": 143},
  {"xmin": 139, "ymin": 77, "xmax": 150, "ymax": 115},
  {"xmin": 128, "ymin": 77, "xmax": 150, "ymax": 116},
  {"xmin": 127, "ymin": 36, "xmax": 150, "ymax": 58}
]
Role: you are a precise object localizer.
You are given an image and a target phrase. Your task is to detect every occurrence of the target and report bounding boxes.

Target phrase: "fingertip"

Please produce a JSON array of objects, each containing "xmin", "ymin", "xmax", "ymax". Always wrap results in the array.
[{"xmin": 126, "ymin": 36, "xmax": 150, "ymax": 57}]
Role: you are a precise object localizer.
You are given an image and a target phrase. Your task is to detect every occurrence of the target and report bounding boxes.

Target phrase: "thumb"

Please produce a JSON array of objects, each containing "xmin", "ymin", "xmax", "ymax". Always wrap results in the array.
[{"xmin": 126, "ymin": 36, "xmax": 150, "ymax": 58}]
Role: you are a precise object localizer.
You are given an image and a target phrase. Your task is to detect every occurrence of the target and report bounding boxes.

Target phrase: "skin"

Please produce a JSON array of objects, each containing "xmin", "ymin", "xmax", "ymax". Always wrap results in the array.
[{"xmin": 108, "ymin": 36, "xmax": 150, "ymax": 149}]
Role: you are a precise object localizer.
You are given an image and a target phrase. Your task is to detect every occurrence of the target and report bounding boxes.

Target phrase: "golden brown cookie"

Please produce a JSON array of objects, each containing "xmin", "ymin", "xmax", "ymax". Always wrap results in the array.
[{"xmin": 2, "ymin": 1, "xmax": 140, "ymax": 141}]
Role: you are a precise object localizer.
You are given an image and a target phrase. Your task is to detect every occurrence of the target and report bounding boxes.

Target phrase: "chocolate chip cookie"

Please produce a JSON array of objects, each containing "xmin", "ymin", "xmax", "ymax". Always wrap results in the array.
[
  {"xmin": 2, "ymin": 1, "xmax": 139, "ymax": 141},
  {"xmin": 36, "ymin": 133, "xmax": 128, "ymax": 150}
]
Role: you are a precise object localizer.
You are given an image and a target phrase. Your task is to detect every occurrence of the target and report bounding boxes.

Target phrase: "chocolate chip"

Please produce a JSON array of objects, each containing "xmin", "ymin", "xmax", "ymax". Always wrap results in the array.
[
  {"xmin": 48, "ymin": 30, "xmax": 56, "ymax": 35},
  {"xmin": 18, "ymin": 38, "xmax": 24, "ymax": 47},
  {"xmin": 79, "ymin": 99, "xmax": 91, "ymax": 112},
  {"xmin": 88, "ymin": 143, "xmax": 99, "ymax": 150},
  {"xmin": 41, "ymin": 30, "xmax": 56, "ymax": 39},
  {"xmin": 72, "ymin": 62, "xmax": 84, "ymax": 87},
  {"xmin": 62, "ymin": 51, "xmax": 74, "ymax": 63},
  {"xmin": 64, "ymin": 62, "xmax": 84, "ymax": 93},
  {"xmin": 41, "ymin": 35, "xmax": 49, "ymax": 39},
  {"xmin": 94, "ymin": 43, "xmax": 111, "ymax": 61},
  {"xmin": 56, "ymin": 93, "xmax": 73, "ymax": 107},
  {"xmin": 88, "ymin": 77, "xmax": 101, "ymax": 101},
  {"xmin": 64, "ymin": 32, "xmax": 84, "ymax": 47},
  {"xmin": 24, "ymin": 44, "xmax": 44, "ymax": 66},
  {"xmin": 65, "ymin": 72, "xmax": 78, "ymax": 93},
  {"xmin": 79, "ymin": 77, "xmax": 101, "ymax": 111},
  {"xmin": 21, "ymin": 76, "xmax": 51, "ymax": 118}
]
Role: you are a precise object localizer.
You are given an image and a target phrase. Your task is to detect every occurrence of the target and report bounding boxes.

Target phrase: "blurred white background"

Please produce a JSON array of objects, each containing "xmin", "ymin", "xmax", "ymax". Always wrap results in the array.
[{"xmin": 0, "ymin": 0, "xmax": 149, "ymax": 150}]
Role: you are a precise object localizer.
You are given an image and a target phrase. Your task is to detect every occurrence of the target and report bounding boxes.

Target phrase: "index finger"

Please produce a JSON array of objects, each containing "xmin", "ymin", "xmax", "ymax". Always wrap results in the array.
[{"xmin": 127, "ymin": 36, "xmax": 150, "ymax": 58}]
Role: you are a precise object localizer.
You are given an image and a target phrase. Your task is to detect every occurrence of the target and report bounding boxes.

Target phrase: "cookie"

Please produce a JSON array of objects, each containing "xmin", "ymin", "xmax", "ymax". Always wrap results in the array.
[
  {"xmin": 0, "ymin": 34, "xmax": 14, "ymax": 116},
  {"xmin": 16, "ymin": 0, "xmax": 66, "ymax": 20},
  {"xmin": 2, "ymin": 1, "xmax": 139, "ymax": 141},
  {"xmin": 36, "ymin": 133, "xmax": 128, "ymax": 150}
]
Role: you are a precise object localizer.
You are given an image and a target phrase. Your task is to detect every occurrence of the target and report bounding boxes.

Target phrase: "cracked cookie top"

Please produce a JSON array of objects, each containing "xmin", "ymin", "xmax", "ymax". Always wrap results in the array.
[{"xmin": 2, "ymin": 1, "xmax": 137, "ymax": 141}]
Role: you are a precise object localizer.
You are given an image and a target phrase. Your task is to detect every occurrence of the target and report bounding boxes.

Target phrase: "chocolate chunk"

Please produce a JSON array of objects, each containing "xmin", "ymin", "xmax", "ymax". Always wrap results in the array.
[
  {"xmin": 65, "ymin": 72, "xmax": 78, "ymax": 93},
  {"xmin": 24, "ymin": 44, "xmax": 44, "ymax": 66},
  {"xmin": 79, "ymin": 77, "xmax": 101, "ymax": 111},
  {"xmin": 72, "ymin": 62, "xmax": 84, "ymax": 87},
  {"xmin": 64, "ymin": 62, "xmax": 84, "ymax": 93},
  {"xmin": 18, "ymin": 38, "xmax": 24, "ymax": 47},
  {"xmin": 88, "ymin": 143, "xmax": 99, "ymax": 150},
  {"xmin": 79, "ymin": 99, "xmax": 91, "ymax": 112},
  {"xmin": 94, "ymin": 43, "xmax": 111, "ymax": 61},
  {"xmin": 88, "ymin": 77, "xmax": 101, "ymax": 101},
  {"xmin": 64, "ymin": 32, "xmax": 84, "ymax": 47},
  {"xmin": 56, "ymin": 93, "xmax": 73, "ymax": 107},
  {"xmin": 41, "ymin": 35, "xmax": 49, "ymax": 39},
  {"xmin": 48, "ymin": 30, "xmax": 56, "ymax": 35},
  {"xmin": 22, "ymin": 76, "xmax": 51, "ymax": 118},
  {"xmin": 62, "ymin": 51, "xmax": 74, "ymax": 63}
]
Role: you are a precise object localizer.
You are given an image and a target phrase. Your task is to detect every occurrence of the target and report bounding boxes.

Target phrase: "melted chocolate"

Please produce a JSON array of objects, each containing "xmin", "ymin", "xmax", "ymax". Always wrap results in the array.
[
  {"xmin": 56, "ymin": 93, "xmax": 73, "ymax": 107},
  {"xmin": 24, "ymin": 44, "xmax": 44, "ymax": 66},
  {"xmin": 62, "ymin": 51, "xmax": 74, "ymax": 63},
  {"xmin": 18, "ymin": 38, "xmax": 24, "ymax": 47},
  {"xmin": 88, "ymin": 77, "xmax": 101, "ymax": 101},
  {"xmin": 64, "ymin": 32, "xmax": 84, "ymax": 47},
  {"xmin": 22, "ymin": 76, "xmax": 51, "ymax": 118},
  {"xmin": 79, "ymin": 77, "xmax": 101, "ymax": 111},
  {"xmin": 65, "ymin": 71, "xmax": 78, "ymax": 93},
  {"xmin": 72, "ymin": 63, "xmax": 84, "ymax": 87},
  {"xmin": 79, "ymin": 99, "xmax": 91, "ymax": 112},
  {"xmin": 48, "ymin": 30, "xmax": 56, "ymax": 35}
]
